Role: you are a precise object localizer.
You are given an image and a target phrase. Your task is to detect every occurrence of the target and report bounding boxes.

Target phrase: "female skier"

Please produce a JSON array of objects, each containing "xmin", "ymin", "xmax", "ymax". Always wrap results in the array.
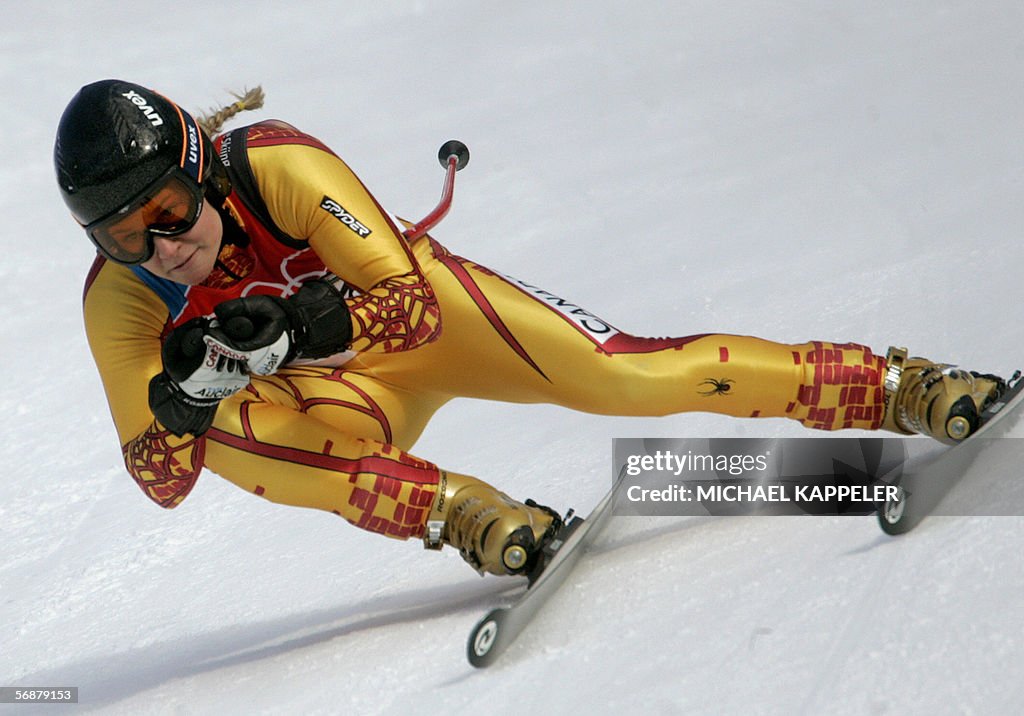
[{"xmin": 55, "ymin": 80, "xmax": 1007, "ymax": 577}]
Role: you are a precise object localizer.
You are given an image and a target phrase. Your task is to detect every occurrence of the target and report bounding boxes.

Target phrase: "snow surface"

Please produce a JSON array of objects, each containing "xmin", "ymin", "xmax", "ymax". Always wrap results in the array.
[{"xmin": 3, "ymin": 1, "xmax": 1023, "ymax": 713}]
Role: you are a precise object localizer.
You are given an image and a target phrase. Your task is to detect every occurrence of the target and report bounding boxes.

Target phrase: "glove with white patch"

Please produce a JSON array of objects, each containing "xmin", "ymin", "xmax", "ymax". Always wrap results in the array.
[
  {"xmin": 213, "ymin": 279, "xmax": 352, "ymax": 372},
  {"xmin": 149, "ymin": 317, "xmax": 252, "ymax": 436}
]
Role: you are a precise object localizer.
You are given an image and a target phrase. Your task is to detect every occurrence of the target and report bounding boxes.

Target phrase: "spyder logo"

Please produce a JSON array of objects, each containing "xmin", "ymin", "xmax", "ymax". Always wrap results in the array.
[{"xmin": 698, "ymin": 378, "xmax": 734, "ymax": 396}]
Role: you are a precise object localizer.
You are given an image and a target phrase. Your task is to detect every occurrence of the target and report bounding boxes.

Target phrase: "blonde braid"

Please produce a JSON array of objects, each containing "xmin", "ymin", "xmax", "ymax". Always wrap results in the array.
[{"xmin": 196, "ymin": 86, "xmax": 265, "ymax": 136}]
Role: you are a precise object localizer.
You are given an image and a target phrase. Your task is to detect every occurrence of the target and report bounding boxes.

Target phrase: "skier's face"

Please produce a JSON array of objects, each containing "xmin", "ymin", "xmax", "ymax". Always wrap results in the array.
[{"xmin": 140, "ymin": 198, "xmax": 222, "ymax": 285}]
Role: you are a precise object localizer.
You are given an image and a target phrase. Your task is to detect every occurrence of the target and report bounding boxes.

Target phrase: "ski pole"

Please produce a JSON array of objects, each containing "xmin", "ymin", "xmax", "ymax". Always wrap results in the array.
[{"xmin": 403, "ymin": 140, "xmax": 470, "ymax": 241}]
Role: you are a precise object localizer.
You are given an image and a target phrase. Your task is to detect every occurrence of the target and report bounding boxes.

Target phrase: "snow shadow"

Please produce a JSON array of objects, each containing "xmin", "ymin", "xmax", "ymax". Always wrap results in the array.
[{"xmin": 10, "ymin": 578, "xmax": 519, "ymax": 710}]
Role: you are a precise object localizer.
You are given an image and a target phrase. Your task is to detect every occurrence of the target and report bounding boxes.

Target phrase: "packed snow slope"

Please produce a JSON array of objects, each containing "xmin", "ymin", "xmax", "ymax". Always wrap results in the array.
[{"xmin": 2, "ymin": 2, "xmax": 1022, "ymax": 714}]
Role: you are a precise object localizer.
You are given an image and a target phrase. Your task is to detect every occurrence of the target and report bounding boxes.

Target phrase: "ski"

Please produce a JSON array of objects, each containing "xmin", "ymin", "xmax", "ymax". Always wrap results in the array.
[
  {"xmin": 466, "ymin": 468, "xmax": 628, "ymax": 668},
  {"xmin": 878, "ymin": 371, "xmax": 1024, "ymax": 535}
]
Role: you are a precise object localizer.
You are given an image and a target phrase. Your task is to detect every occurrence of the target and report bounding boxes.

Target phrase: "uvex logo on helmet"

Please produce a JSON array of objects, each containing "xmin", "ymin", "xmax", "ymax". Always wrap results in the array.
[
  {"xmin": 121, "ymin": 89, "xmax": 164, "ymax": 127},
  {"xmin": 187, "ymin": 122, "xmax": 200, "ymax": 166}
]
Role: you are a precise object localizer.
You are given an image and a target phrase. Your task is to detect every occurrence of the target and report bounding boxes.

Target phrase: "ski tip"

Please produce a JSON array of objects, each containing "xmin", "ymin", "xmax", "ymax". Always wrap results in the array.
[
  {"xmin": 467, "ymin": 610, "xmax": 506, "ymax": 668},
  {"xmin": 877, "ymin": 483, "xmax": 922, "ymax": 535}
]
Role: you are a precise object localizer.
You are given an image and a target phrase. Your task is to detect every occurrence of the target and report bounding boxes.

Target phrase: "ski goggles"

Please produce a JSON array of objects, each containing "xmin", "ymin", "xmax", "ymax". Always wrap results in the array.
[{"xmin": 82, "ymin": 166, "xmax": 205, "ymax": 266}]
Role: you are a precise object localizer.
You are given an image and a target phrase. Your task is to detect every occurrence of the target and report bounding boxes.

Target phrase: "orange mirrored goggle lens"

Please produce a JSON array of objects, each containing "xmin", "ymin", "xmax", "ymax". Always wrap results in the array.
[{"xmin": 86, "ymin": 172, "xmax": 203, "ymax": 265}]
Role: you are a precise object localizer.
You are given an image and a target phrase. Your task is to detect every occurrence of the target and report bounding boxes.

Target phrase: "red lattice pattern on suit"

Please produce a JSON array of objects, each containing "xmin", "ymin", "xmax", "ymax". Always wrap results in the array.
[
  {"xmin": 245, "ymin": 121, "xmax": 338, "ymax": 155},
  {"xmin": 343, "ymin": 445, "xmax": 439, "ymax": 539},
  {"xmin": 209, "ymin": 403, "xmax": 438, "ymax": 540},
  {"xmin": 348, "ymin": 273, "xmax": 441, "ymax": 353},
  {"xmin": 122, "ymin": 422, "xmax": 206, "ymax": 508},
  {"xmin": 262, "ymin": 366, "xmax": 395, "ymax": 443},
  {"xmin": 793, "ymin": 342, "xmax": 886, "ymax": 431}
]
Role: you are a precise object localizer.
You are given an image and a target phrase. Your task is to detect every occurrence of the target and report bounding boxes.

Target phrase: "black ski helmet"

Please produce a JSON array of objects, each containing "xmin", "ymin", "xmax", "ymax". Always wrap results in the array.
[{"xmin": 54, "ymin": 79, "xmax": 227, "ymax": 228}]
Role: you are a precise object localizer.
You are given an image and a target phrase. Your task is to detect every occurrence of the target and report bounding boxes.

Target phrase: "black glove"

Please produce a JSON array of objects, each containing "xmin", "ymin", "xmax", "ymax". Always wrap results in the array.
[
  {"xmin": 149, "ymin": 317, "xmax": 250, "ymax": 437},
  {"xmin": 214, "ymin": 279, "xmax": 353, "ymax": 370}
]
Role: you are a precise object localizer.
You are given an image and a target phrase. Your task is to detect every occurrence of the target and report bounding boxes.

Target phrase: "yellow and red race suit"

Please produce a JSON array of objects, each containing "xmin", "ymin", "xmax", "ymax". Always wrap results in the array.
[{"xmin": 82, "ymin": 121, "xmax": 887, "ymax": 540}]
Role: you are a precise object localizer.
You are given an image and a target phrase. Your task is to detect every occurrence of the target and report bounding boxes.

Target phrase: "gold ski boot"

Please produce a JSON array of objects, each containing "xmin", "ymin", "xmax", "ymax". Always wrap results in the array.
[
  {"xmin": 423, "ymin": 472, "xmax": 560, "ymax": 576},
  {"xmin": 882, "ymin": 347, "xmax": 1006, "ymax": 444}
]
